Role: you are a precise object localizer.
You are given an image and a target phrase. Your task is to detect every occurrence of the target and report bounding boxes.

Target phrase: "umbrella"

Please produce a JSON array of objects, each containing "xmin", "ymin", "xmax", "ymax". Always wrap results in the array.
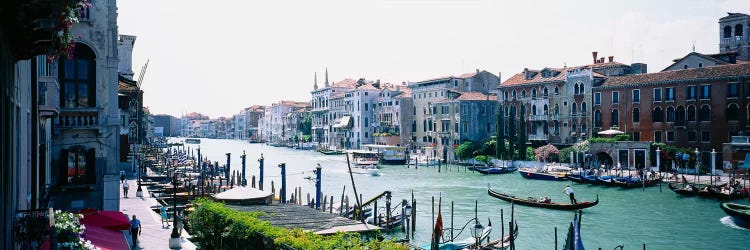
[{"xmin": 597, "ymin": 129, "xmax": 625, "ymax": 135}]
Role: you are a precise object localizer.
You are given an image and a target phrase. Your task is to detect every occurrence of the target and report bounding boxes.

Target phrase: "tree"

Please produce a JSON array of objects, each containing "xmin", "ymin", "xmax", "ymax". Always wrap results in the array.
[
  {"xmin": 455, "ymin": 141, "xmax": 480, "ymax": 160},
  {"xmin": 507, "ymin": 106, "xmax": 517, "ymax": 159},
  {"xmin": 496, "ymin": 104, "xmax": 506, "ymax": 159},
  {"xmin": 482, "ymin": 137, "xmax": 497, "ymax": 156},
  {"xmin": 534, "ymin": 144, "xmax": 560, "ymax": 162},
  {"xmin": 516, "ymin": 108, "xmax": 527, "ymax": 160}
]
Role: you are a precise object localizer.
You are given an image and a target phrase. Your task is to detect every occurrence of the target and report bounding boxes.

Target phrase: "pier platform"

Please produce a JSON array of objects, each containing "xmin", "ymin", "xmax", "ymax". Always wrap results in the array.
[{"xmin": 227, "ymin": 204, "xmax": 381, "ymax": 235}]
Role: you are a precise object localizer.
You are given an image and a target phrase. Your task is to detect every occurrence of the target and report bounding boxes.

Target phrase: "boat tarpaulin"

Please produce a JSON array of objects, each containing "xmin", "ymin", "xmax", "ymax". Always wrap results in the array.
[{"xmin": 743, "ymin": 153, "xmax": 750, "ymax": 169}]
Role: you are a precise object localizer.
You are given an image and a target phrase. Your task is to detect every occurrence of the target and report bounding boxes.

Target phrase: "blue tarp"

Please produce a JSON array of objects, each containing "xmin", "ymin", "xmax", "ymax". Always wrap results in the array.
[{"xmin": 742, "ymin": 153, "xmax": 750, "ymax": 169}]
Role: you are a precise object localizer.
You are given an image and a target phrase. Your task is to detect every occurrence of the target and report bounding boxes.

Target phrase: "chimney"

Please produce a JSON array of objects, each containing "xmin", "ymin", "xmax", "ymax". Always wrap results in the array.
[
  {"xmin": 608, "ymin": 56, "xmax": 614, "ymax": 63},
  {"xmin": 498, "ymin": 72, "xmax": 502, "ymax": 83},
  {"xmin": 592, "ymin": 51, "xmax": 598, "ymax": 64},
  {"xmin": 118, "ymin": 35, "xmax": 137, "ymax": 80},
  {"xmin": 476, "ymin": 69, "xmax": 480, "ymax": 74},
  {"xmin": 600, "ymin": 57, "xmax": 605, "ymax": 63}
]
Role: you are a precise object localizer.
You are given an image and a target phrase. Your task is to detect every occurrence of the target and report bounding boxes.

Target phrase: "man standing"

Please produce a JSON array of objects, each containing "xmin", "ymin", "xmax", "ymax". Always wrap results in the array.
[
  {"xmin": 130, "ymin": 215, "xmax": 141, "ymax": 249},
  {"xmin": 564, "ymin": 185, "xmax": 576, "ymax": 204},
  {"xmin": 123, "ymin": 181, "xmax": 130, "ymax": 198}
]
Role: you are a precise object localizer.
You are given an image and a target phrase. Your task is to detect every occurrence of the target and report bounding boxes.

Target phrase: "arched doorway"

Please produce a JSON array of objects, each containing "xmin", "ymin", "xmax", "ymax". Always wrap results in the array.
[{"xmin": 595, "ymin": 151, "xmax": 613, "ymax": 169}]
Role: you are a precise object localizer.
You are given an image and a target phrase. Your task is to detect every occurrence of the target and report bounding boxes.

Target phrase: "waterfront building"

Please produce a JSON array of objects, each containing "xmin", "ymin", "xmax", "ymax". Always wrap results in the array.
[
  {"xmin": 373, "ymin": 83, "xmax": 413, "ymax": 146},
  {"xmin": 153, "ymin": 114, "xmax": 180, "ymax": 137},
  {"xmin": 233, "ymin": 109, "xmax": 247, "ymax": 139},
  {"xmin": 261, "ymin": 100, "xmax": 310, "ymax": 145},
  {"xmin": 409, "ymin": 70, "xmax": 499, "ymax": 158},
  {"xmin": 117, "ymin": 35, "xmax": 144, "ymax": 163},
  {"xmin": 593, "ymin": 62, "xmax": 750, "ymax": 167},
  {"xmin": 180, "ymin": 112, "xmax": 209, "ymax": 137},
  {"xmin": 244, "ymin": 105, "xmax": 265, "ymax": 142},
  {"xmin": 329, "ymin": 90, "xmax": 349, "ymax": 150},
  {"xmin": 283, "ymin": 104, "xmax": 312, "ymax": 147},
  {"xmin": 310, "ymin": 69, "xmax": 356, "ymax": 149},
  {"xmin": 47, "ymin": 0, "xmax": 123, "ymax": 213},
  {"xmin": 498, "ymin": 54, "xmax": 644, "ymax": 147},
  {"xmin": 433, "ymin": 91, "xmax": 498, "ymax": 162}
]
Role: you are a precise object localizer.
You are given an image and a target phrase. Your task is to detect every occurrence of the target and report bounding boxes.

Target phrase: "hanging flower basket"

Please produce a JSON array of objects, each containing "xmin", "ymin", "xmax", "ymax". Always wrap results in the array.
[{"xmin": 47, "ymin": 0, "xmax": 92, "ymax": 63}]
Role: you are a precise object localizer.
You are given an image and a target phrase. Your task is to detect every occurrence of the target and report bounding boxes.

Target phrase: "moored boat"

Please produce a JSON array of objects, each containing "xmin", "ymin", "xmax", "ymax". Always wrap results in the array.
[
  {"xmin": 487, "ymin": 188, "xmax": 599, "ymax": 210},
  {"xmin": 349, "ymin": 164, "xmax": 381, "ymax": 176},
  {"xmin": 363, "ymin": 144, "xmax": 407, "ymax": 164},
  {"xmin": 519, "ymin": 166, "xmax": 569, "ymax": 181},
  {"xmin": 475, "ymin": 166, "xmax": 519, "ymax": 175},
  {"xmin": 483, "ymin": 222, "xmax": 519, "ymax": 250},
  {"xmin": 185, "ymin": 138, "xmax": 201, "ymax": 144},
  {"xmin": 348, "ymin": 150, "xmax": 380, "ymax": 166},
  {"xmin": 720, "ymin": 203, "xmax": 750, "ymax": 229}
]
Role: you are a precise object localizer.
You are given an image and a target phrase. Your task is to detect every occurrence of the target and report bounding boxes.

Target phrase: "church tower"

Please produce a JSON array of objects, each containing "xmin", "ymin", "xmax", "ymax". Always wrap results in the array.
[
  {"xmin": 313, "ymin": 72, "xmax": 318, "ymax": 90},
  {"xmin": 719, "ymin": 12, "xmax": 750, "ymax": 61}
]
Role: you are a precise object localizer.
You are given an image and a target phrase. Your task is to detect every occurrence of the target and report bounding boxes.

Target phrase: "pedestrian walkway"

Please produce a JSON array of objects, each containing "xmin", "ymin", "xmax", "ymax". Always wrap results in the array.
[{"xmin": 119, "ymin": 178, "xmax": 197, "ymax": 250}]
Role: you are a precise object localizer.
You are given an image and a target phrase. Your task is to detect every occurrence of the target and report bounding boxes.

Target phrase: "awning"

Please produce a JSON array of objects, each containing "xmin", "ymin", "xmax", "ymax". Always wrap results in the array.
[
  {"xmin": 81, "ymin": 225, "xmax": 129, "ymax": 250},
  {"xmin": 40, "ymin": 210, "xmax": 130, "ymax": 250},
  {"xmin": 742, "ymin": 153, "xmax": 750, "ymax": 169},
  {"xmin": 333, "ymin": 116, "xmax": 352, "ymax": 128},
  {"xmin": 79, "ymin": 209, "xmax": 131, "ymax": 231},
  {"xmin": 597, "ymin": 129, "xmax": 625, "ymax": 135}
]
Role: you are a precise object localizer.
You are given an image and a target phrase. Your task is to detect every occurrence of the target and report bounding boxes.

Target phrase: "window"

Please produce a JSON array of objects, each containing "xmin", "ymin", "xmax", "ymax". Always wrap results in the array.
[
  {"xmin": 572, "ymin": 103, "xmax": 578, "ymax": 116},
  {"xmin": 727, "ymin": 104, "xmax": 739, "ymax": 121},
  {"xmin": 571, "ymin": 123, "xmax": 577, "ymax": 133},
  {"xmin": 582, "ymin": 123, "xmax": 587, "ymax": 134},
  {"xmin": 512, "ymin": 90, "xmax": 517, "ymax": 99},
  {"xmin": 736, "ymin": 24, "xmax": 744, "ymax": 37},
  {"xmin": 688, "ymin": 131, "xmax": 697, "ymax": 142},
  {"xmin": 463, "ymin": 122, "xmax": 468, "ymax": 133},
  {"xmin": 555, "ymin": 87, "xmax": 559, "ymax": 95},
  {"xmin": 554, "ymin": 104, "xmax": 559, "ymax": 116},
  {"xmin": 412, "ymin": 121, "xmax": 416, "ymax": 132},
  {"xmin": 665, "ymin": 87, "xmax": 675, "ymax": 101},
  {"xmin": 544, "ymin": 104, "xmax": 549, "ymax": 115},
  {"xmin": 700, "ymin": 85, "xmax": 711, "ymax": 99},
  {"xmin": 455, "ymin": 122, "xmax": 459, "ymax": 133},
  {"xmin": 653, "ymin": 107, "xmax": 664, "ymax": 122},
  {"xmin": 423, "ymin": 120, "xmax": 427, "ymax": 132},
  {"xmin": 653, "ymin": 88, "xmax": 662, "ymax": 102},
  {"xmin": 594, "ymin": 110, "xmax": 602, "ymax": 127},
  {"xmin": 632, "ymin": 89, "xmax": 640, "ymax": 103},
  {"xmin": 676, "ymin": 106, "xmax": 686, "ymax": 125},
  {"xmin": 365, "ymin": 132, "xmax": 368, "ymax": 138},
  {"xmin": 699, "ymin": 105, "xmax": 711, "ymax": 122},
  {"xmin": 364, "ymin": 103, "xmax": 368, "ymax": 111},
  {"xmin": 581, "ymin": 102, "xmax": 587, "ymax": 114},
  {"xmin": 504, "ymin": 91, "xmax": 509, "ymax": 100},
  {"xmin": 543, "ymin": 87, "xmax": 549, "ymax": 96},
  {"xmin": 62, "ymin": 148, "xmax": 95, "ymax": 185},
  {"xmin": 486, "ymin": 123, "xmax": 491, "ymax": 133},
  {"xmin": 687, "ymin": 106, "xmax": 696, "ymax": 121},
  {"xmin": 554, "ymin": 121, "xmax": 560, "ymax": 135},
  {"xmin": 364, "ymin": 118, "xmax": 368, "ymax": 127},
  {"xmin": 60, "ymin": 43, "xmax": 96, "ymax": 108},
  {"xmin": 574, "ymin": 84, "xmax": 580, "ymax": 95},
  {"xmin": 724, "ymin": 26, "xmax": 732, "ymax": 38},
  {"xmin": 701, "ymin": 131, "xmax": 711, "ymax": 142},
  {"xmin": 728, "ymin": 83, "xmax": 739, "ymax": 98},
  {"xmin": 632, "ymin": 131, "xmax": 641, "ymax": 141},
  {"xmin": 632, "ymin": 108, "xmax": 640, "ymax": 123},
  {"xmin": 667, "ymin": 107, "xmax": 675, "ymax": 122},
  {"xmin": 666, "ymin": 131, "xmax": 675, "ymax": 142},
  {"xmin": 612, "ymin": 92, "xmax": 619, "ymax": 104},
  {"xmin": 532, "ymin": 105, "xmax": 537, "ymax": 115},
  {"xmin": 654, "ymin": 131, "xmax": 662, "ymax": 143},
  {"xmin": 522, "ymin": 90, "xmax": 526, "ymax": 98},
  {"xmin": 698, "ymin": 63, "xmax": 703, "ymax": 68},
  {"xmin": 594, "ymin": 92, "xmax": 601, "ymax": 105},
  {"xmin": 532, "ymin": 89, "xmax": 537, "ymax": 97},
  {"xmin": 687, "ymin": 86, "xmax": 697, "ymax": 100},
  {"xmin": 611, "ymin": 109, "xmax": 619, "ymax": 127}
]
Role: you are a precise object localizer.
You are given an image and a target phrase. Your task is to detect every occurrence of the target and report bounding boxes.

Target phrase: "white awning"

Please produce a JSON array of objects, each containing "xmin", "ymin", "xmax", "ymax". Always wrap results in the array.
[{"xmin": 332, "ymin": 116, "xmax": 352, "ymax": 128}]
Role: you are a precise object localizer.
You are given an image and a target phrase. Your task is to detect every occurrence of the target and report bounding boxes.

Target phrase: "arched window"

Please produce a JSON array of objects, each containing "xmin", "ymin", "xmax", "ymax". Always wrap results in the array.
[
  {"xmin": 611, "ymin": 109, "xmax": 619, "ymax": 127},
  {"xmin": 687, "ymin": 105, "xmax": 696, "ymax": 121},
  {"xmin": 543, "ymin": 87, "xmax": 549, "ymax": 96},
  {"xmin": 667, "ymin": 106, "xmax": 676, "ymax": 122},
  {"xmin": 579, "ymin": 84, "xmax": 585, "ymax": 94},
  {"xmin": 532, "ymin": 89, "xmax": 537, "ymax": 97},
  {"xmin": 700, "ymin": 105, "xmax": 711, "ymax": 122},
  {"xmin": 724, "ymin": 26, "xmax": 733, "ymax": 38},
  {"xmin": 727, "ymin": 103, "xmax": 740, "ymax": 121},
  {"xmin": 574, "ymin": 84, "xmax": 580, "ymax": 95},
  {"xmin": 594, "ymin": 110, "xmax": 602, "ymax": 127},
  {"xmin": 572, "ymin": 102, "xmax": 578, "ymax": 116},
  {"xmin": 581, "ymin": 102, "xmax": 587, "ymax": 114},
  {"xmin": 676, "ymin": 106, "xmax": 685, "ymax": 124},
  {"xmin": 572, "ymin": 123, "xmax": 577, "ymax": 133},
  {"xmin": 544, "ymin": 104, "xmax": 549, "ymax": 115},
  {"xmin": 504, "ymin": 91, "xmax": 509, "ymax": 100},
  {"xmin": 554, "ymin": 121, "xmax": 560, "ymax": 135},
  {"xmin": 554, "ymin": 87, "xmax": 559, "ymax": 95},
  {"xmin": 532, "ymin": 105, "xmax": 537, "ymax": 115},
  {"xmin": 522, "ymin": 90, "xmax": 526, "ymax": 98},
  {"xmin": 736, "ymin": 24, "xmax": 744, "ymax": 37},
  {"xmin": 581, "ymin": 123, "xmax": 587, "ymax": 134},
  {"xmin": 632, "ymin": 108, "xmax": 640, "ymax": 123},
  {"xmin": 512, "ymin": 90, "xmax": 517, "ymax": 99},
  {"xmin": 60, "ymin": 43, "xmax": 96, "ymax": 108},
  {"xmin": 653, "ymin": 107, "xmax": 664, "ymax": 122}
]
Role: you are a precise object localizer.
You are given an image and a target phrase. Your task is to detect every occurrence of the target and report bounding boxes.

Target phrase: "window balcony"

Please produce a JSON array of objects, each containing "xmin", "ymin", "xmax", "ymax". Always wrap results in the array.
[
  {"xmin": 529, "ymin": 114, "xmax": 548, "ymax": 121},
  {"xmin": 528, "ymin": 134, "xmax": 549, "ymax": 141},
  {"xmin": 55, "ymin": 108, "xmax": 99, "ymax": 128}
]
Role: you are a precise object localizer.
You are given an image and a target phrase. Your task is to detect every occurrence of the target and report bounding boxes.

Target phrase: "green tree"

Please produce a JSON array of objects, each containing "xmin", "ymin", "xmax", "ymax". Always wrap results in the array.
[
  {"xmin": 455, "ymin": 141, "xmax": 480, "ymax": 160},
  {"xmin": 496, "ymin": 104, "xmax": 506, "ymax": 159},
  {"xmin": 507, "ymin": 106, "xmax": 517, "ymax": 159},
  {"xmin": 516, "ymin": 108, "xmax": 527, "ymax": 160}
]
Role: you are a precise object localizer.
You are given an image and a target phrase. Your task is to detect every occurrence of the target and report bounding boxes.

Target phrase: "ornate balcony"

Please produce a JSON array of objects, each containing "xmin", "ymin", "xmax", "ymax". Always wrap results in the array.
[
  {"xmin": 529, "ymin": 114, "xmax": 548, "ymax": 121},
  {"xmin": 55, "ymin": 109, "xmax": 99, "ymax": 128},
  {"xmin": 528, "ymin": 134, "xmax": 549, "ymax": 141}
]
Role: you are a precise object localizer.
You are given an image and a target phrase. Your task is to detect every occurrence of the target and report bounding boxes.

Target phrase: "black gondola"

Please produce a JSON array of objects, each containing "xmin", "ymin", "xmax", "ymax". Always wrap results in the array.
[
  {"xmin": 720, "ymin": 203, "xmax": 750, "ymax": 229},
  {"xmin": 487, "ymin": 188, "xmax": 599, "ymax": 210}
]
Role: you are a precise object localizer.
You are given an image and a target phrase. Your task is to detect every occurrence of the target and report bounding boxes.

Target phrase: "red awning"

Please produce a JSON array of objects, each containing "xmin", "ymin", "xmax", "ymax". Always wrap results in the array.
[
  {"xmin": 82, "ymin": 225, "xmax": 129, "ymax": 250},
  {"xmin": 79, "ymin": 209, "xmax": 131, "ymax": 231}
]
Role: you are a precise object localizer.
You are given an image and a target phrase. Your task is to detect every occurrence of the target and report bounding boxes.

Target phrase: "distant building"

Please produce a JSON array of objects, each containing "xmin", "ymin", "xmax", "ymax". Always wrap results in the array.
[
  {"xmin": 311, "ymin": 69, "xmax": 356, "ymax": 149},
  {"xmin": 433, "ymin": 91, "xmax": 498, "ymax": 162},
  {"xmin": 181, "ymin": 112, "xmax": 209, "ymax": 137},
  {"xmin": 719, "ymin": 12, "xmax": 750, "ymax": 62},
  {"xmin": 373, "ymin": 83, "xmax": 412, "ymax": 146},
  {"xmin": 153, "ymin": 114, "xmax": 178, "ymax": 137}
]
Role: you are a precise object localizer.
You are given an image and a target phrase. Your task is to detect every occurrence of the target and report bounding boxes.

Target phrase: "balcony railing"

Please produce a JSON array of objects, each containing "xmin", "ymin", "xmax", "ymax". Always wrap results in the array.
[
  {"xmin": 55, "ymin": 109, "xmax": 99, "ymax": 128},
  {"xmin": 528, "ymin": 134, "xmax": 549, "ymax": 141},
  {"xmin": 529, "ymin": 114, "xmax": 548, "ymax": 121}
]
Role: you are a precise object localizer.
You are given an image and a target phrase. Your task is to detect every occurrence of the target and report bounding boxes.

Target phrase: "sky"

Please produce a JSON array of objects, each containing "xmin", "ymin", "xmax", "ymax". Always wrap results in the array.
[{"xmin": 117, "ymin": 0, "xmax": 750, "ymax": 118}]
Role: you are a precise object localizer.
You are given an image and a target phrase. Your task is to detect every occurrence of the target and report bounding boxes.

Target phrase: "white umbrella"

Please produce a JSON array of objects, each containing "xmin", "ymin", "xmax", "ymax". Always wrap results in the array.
[{"xmin": 597, "ymin": 129, "xmax": 625, "ymax": 135}]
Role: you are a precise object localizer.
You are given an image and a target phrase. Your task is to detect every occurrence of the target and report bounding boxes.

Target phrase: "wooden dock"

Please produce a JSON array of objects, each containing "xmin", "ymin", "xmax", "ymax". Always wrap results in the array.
[{"xmin": 227, "ymin": 204, "xmax": 381, "ymax": 235}]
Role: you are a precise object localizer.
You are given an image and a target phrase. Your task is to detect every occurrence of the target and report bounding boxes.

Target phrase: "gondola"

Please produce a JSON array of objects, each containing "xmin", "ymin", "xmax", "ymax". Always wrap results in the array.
[
  {"xmin": 487, "ymin": 188, "xmax": 599, "ymax": 210},
  {"xmin": 568, "ymin": 174, "xmax": 596, "ymax": 184},
  {"xmin": 475, "ymin": 166, "xmax": 518, "ymax": 175},
  {"xmin": 483, "ymin": 222, "xmax": 519, "ymax": 250},
  {"xmin": 720, "ymin": 203, "xmax": 750, "ymax": 229},
  {"xmin": 668, "ymin": 182, "xmax": 698, "ymax": 196},
  {"xmin": 612, "ymin": 177, "xmax": 662, "ymax": 189},
  {"xmin": 366, "ymin": 214, "xmax": 403, "ymax": 229}
]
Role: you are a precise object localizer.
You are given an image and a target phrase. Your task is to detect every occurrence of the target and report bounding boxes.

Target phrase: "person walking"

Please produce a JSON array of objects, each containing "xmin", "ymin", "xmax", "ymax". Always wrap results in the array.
[
  {"xmin": 120, "ymin": 170, "xmax": 125, "ymax": 183},
  {"xmin": 129, "ymin": 215, "xmax": 141, "ymax": 249},
  {"xmin": 160, "ymin": 205, "xmax": 169, "ymax": 228},
  {"xmin": 123, "ymin": 181, "xmax": 130, "ymax": 198},
  {"xmin": 563, "ymin": 184, "xmax": 576, "ymax": 204}
]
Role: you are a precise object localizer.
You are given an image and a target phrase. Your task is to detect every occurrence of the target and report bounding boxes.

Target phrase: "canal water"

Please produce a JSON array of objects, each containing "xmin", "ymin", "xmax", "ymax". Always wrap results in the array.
[{"xmin": 180, "ymin": 138, "xmax": 749, "ymax": 249}]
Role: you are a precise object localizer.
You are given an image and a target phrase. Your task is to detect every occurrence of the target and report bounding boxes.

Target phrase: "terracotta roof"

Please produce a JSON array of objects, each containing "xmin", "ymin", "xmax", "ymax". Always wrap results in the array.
[
  {"xmin": 600, "ymin": 63, "xmax": 750, "ymax": 88},
  {"xmin": 118, "ymin": 81, "xmax": 139, "ymax": 91},
  {"xmin": 415, "ymin": 70, "xmax": 486, "ymax": 83},
  {"xmin": 330, "ymin": 92, "xmax": 346, "ymax": 99},
  {"xmin": 666, "ymin": 52, "xmax": 730, "ymax": 69},
  {"xmin": 455, "ymin": 91, "xmax": 496, "ymax": 101},
  {"xmin": 356, "ymin": 83, "xmax": 380, "ymax": 91},
  {"xmin": 500, "ymin": 71, "xmax": 566, "ymax": 87},
  {"xmin": 279, "ymin": 101, "xmax": 311, "ymax": 108},
  {"xmin": 331, "ymin": 78, "xmax": 358, "ymax": 89}
]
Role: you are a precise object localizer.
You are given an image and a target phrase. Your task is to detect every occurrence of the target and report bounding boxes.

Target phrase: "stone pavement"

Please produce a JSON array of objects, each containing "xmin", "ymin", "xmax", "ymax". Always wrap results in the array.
[{"xmin": 119, "ymin": 178, "xmax": 197, "ymax": 250}]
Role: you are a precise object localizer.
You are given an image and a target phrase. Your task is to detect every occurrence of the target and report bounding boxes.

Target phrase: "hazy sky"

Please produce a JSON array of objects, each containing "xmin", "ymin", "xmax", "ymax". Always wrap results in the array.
[{"xmin": 117, "ymin": 0, "xmax": 750, "ymax": 118}]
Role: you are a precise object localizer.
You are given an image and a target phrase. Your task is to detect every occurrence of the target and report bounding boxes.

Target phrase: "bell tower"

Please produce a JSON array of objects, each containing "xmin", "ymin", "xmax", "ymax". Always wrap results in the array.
[{"xmin": 719, "ymin": 12, "xmax": 750, "ymax": 61}]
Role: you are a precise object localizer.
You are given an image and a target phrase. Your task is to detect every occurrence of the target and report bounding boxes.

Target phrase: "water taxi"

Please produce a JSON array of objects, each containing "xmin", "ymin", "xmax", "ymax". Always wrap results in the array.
[
  {"xmin": 348, "ymin": 150, "xmax": 380, "ymax": 166},
  {"xmin": 362, "ymin": 144, "xmax": 407, "ymax": 164}
]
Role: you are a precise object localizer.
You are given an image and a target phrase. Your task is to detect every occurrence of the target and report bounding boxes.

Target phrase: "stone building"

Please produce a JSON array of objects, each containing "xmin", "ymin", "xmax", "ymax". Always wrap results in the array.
[
  {"xmin": 310, "ymin": 70, "xmax": 356, "ymax": 149},
  {"xmin": 432, "ymin": 91, "xmax": 498, "ymax": 162},
  {"xmin": 409, "ymin": 70, "xmax": 499, "ymax": 158},
  {"xmin": 373, "ymin": 83, "xmax": 412, "ymax": 146},
  {"xmin": 719, "ymin": 12, "xmax": 750, "ymax": 62}
]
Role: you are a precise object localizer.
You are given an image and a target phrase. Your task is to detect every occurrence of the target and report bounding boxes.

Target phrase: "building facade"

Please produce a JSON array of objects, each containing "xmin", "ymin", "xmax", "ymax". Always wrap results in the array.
[
  {"xmin": 310, "ymin": 71, "xmax": 356, "ymax": 149},
  {"xmin": 373, "ymin": 84, "xmax": 412, "ymax": 146}
]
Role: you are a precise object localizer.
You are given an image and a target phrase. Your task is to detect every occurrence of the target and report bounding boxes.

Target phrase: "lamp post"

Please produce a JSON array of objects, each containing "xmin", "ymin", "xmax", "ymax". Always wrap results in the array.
[
  {"xmin": 404, "ymin": 202, "xmax": 412, "ymax": 241},
  {"xmin": 695, "ymin": 148, "xmax": 700, "ymax": 184},
  {"xmin": 472, "ymin": 220, "xmax": 484, "ymax": 249},
  {"xmin": 169, "ymin": 166, "xmax": 181, "ymax": 248},
  {"xmin": 711, "ymin": 149, "xmax": 717, "ymax": 186},
  {"xmin": 656, "ymin": 147, "xmax": 661, "ymax": 175}
]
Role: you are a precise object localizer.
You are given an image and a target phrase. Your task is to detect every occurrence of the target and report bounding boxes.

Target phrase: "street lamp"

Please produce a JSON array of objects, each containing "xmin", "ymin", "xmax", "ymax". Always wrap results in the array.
[
  {"xmin": 472, "ymin": 220, "xmax": 484, "ymax": 248},
  {"xmin": 169, "ymin": 165, "xmax": 181, "ymax": 248},
  {"xmin": 404, "ymin": 202, "xmax": 412, "ymax": 241},
  {"xmin": 695, "ymin": 148, "xmax": 700, "ymax": 183}
]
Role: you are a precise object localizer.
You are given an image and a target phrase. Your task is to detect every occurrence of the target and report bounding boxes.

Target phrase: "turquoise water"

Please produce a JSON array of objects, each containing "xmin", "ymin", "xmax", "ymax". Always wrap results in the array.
[{"xmin": 180, "ymin": 138, "xmax": 749, "ymax": 250}]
